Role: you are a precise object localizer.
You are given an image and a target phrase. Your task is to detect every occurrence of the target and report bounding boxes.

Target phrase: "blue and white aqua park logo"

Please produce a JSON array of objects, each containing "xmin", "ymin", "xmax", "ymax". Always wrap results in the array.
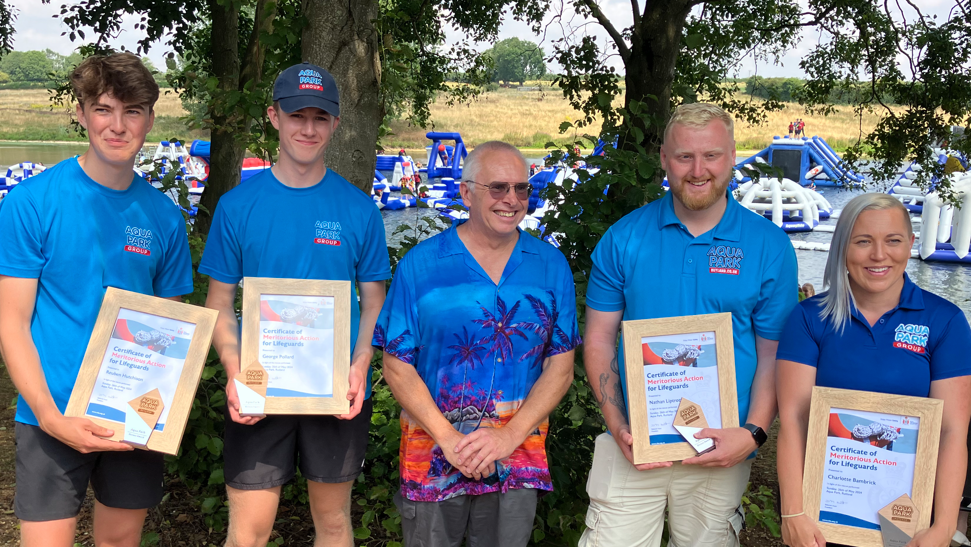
[
  {"xmin": 298, "ymin": 69, "xmax": 324, "ymax": 91},
  {"xmin": 707, "ymin": 245, "xmax": 743, "ymax": 275},
  {"xmin": 314, "ymin": 220, "xmax": 341, "ymax": 247},
  {"xmin": 893, "ymin": 323, "xmax": 929, "ymax": 354}
]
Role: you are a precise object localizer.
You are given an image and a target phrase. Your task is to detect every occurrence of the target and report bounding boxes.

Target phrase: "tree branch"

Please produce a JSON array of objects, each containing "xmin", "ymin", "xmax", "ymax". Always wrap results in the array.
[
  {"xmin": 631, "ymin": 0, "xmax": 640, "ymax": 27},
  {"xmin": 578, "ymin": 0, "xmax": 631, "ymax": 61},
  {"xmin": 751, "ymin": 6, "xmax": 837, "ymax": 33}
]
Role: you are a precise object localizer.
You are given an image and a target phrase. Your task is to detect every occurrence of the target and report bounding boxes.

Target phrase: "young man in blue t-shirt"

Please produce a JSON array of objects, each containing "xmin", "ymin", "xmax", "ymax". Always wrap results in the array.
[
  {"xmin": 199, "ymin": 63, "xmax": 391, "ymax": 547},
  {"xmin": 0, "ymin": 53, "xmax": 193, "ymax": 546}
]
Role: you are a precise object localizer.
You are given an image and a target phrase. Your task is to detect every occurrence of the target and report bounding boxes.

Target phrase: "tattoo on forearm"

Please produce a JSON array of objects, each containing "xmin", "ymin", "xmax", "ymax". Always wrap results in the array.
[{"xmin": 596, "ymin": 354, "xmax": 627, "ymax": 415}]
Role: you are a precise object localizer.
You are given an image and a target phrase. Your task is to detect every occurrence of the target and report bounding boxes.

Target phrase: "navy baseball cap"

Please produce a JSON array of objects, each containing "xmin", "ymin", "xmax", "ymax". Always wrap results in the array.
[{"xmin": 272, "ymin": 62, "xmax": 340, "ymax": 117}]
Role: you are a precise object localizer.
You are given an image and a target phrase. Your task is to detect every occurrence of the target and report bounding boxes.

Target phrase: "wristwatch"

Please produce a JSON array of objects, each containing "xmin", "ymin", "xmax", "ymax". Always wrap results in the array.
[{"xmin": 742, "ymin": 423, "xmax": 768, "ymax": 448}]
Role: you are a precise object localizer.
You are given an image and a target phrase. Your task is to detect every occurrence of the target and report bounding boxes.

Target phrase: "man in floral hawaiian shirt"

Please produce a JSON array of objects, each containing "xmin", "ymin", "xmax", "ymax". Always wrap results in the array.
[{"xmin": 373, "ymin": 141, "xmax": 579, "ymax": 546}]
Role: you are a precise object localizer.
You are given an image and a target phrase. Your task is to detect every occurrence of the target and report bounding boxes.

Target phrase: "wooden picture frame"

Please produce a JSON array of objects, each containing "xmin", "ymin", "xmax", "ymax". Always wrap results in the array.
[
  {"xmin": 621, "ymin": 312, "xmax": 738, "ymax": 464},
  {"xmin": 802, "ymin": 387, "xmax": 943, "ymax": 546},
  {"xmin": 240, "ymin": 277, "xmax": 351, "ymax": 415},
  {"xmin": 65, "ymin": 287, "xmax": 218, "ymax": 455}
]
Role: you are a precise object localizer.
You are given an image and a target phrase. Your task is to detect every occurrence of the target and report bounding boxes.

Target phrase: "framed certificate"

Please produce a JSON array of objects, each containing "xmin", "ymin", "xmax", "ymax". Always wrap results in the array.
[
  {"xmin": 802, "ymin": 387, "xmax": 942, "ymax": 546},
  {"xmin": 238, "ymin": 277, "xmax": 351, "ymax": 415},
  {"xmin": 65, "ymin": 287, "xmax": 218, "ymax": 455},
  {"xmin": 621, "ymin": 312, "xmax": 738, "ymax": 464}
]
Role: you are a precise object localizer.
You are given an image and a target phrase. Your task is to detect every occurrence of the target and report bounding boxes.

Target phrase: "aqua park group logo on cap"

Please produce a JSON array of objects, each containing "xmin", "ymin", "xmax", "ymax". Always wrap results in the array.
[
  {"xmin": 707, "ymin": 245, "xmax": 744, "ymax": 275},
  {"xmin": 893, "ymin": 323, "xmax": 929, "ymax": 354},
  {"xmin": 298, "ymin": 68, "xmax": 324, "ymax": 92}
]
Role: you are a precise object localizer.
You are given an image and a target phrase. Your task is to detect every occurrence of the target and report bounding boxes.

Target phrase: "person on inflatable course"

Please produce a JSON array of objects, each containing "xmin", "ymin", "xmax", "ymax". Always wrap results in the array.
[
  {"xmin": 788, "ymin": 121, "xmax": 794, "ymax": 137},
  {"xmin": 776, "ymin": 193, "xmax": 971, "ymax": 547},
  {"xmin": 0, "ymin": 52, "xmax": 193, "ymax": 547}
]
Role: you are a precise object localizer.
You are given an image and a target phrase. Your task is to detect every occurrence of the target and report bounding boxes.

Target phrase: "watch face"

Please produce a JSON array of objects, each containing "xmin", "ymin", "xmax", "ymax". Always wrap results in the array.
[{"xmin": 745, "ymin": 424, "xmax": 767, "ymax": 446}]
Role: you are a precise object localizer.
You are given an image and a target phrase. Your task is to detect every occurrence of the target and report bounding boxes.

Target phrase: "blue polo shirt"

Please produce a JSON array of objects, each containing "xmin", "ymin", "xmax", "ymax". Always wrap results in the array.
[
  {"xmin": 777, "ymin": 274, "xmax": 971, "ymax": 396},
  {"xmin": 587, "ymin": 191, "xmax": 798, "ymax": 426},
  {"xmin": 199, "ymin": 168, "xmax": 392, "ymax": 398},
  {"xmin": 0, "ymin": 157, "xmax": 193, "ymax": 426},
  {"xmin": 372, "ymin": 221, "xmax": 580, "ymax": 502}
]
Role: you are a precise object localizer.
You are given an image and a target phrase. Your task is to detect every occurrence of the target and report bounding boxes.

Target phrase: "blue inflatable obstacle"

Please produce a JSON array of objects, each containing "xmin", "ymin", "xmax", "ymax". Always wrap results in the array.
[
  {"xmin": 423, "ymin": 132, "xmax": 467, "ymax": 180},
  {"xmin": 735, "ymin": 136, "xmax": 864, "ymax": 187},
  {"xmin": 886, "ymin": 150, "xmax": 968, "ymax": 215}
]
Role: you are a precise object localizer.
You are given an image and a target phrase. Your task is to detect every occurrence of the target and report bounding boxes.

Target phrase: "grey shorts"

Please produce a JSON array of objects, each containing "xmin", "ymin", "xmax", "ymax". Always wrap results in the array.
[
  {"xmin": 395, "ymin": 488, "xmax": 538, "ymax": 547},
  {"xmin": 223, "ymin": 398, "xmax": 372, "ymax": 489},
  {"xmin": 14, "ymin": 422, "xmax": 164, "ymax": 521}
]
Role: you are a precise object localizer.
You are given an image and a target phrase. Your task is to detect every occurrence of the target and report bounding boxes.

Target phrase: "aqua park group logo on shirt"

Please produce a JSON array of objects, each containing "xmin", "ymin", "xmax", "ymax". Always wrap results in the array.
[
  {"xmin": 124, "ymin": 225, "xmax": 153, "ymax": 256},
  {"xmin": 314, "ymin": 220, "xmax": 341, "ymax": 246},
  {"xmin": 893, "ymin": 323, "xmax": 929, "ymax": 354},
  {"xmin": 707, "ymin": 245, "xmax": 743, "ymax": 275},
  {"xmin": 298, "ymin": 69, "xmax": 324, "ymax": 92}
]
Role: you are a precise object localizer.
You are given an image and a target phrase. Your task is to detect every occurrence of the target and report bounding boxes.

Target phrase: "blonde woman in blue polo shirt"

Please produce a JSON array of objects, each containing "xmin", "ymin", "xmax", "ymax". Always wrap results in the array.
[{"xmin": 776, "ymin": 193, "xmax": 971, "ymax": 547}]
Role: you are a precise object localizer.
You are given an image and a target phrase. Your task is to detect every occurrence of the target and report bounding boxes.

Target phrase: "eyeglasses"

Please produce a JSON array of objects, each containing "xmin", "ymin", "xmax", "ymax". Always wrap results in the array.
[{"xmin": 465, "ymin": 181, "xmax": 534, "ymax": 200}]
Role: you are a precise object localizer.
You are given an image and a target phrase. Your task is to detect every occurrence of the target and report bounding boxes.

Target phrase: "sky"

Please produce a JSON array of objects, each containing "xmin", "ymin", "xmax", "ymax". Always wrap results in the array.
[{"xmin": 9, "ymin": 0, "xmax": 961, "ymax": 79}]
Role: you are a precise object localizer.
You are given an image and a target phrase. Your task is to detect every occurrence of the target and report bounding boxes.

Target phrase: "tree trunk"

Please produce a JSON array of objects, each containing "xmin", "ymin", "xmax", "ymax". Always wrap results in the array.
[
  {"xmin": 197, "ymin": 0, "xmax": 244, "ymax": 235},
  {"xmin": 301, "ymin": 0, "xmax": 382, "ymax": 193},
  {"xmin": 197, "ymin": 0, "xmax": 275, "ymax": 235},
  {"xmin": 623, "ymin": 1, "xmax": 693, "ymax": 156}
]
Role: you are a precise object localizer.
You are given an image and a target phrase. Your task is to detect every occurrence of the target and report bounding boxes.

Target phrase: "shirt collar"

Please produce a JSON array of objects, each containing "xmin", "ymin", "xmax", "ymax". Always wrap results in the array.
[
  {"xmin": 897, "ymin": 273, "xmax": 925, "ymax": 310},
  {"xmin": 438, "ymin": 219, "xmax": 538, "ymax": 258},
  {"xmin": 656, "ymin": 189, "xmax": 742, "ymax": 242}
]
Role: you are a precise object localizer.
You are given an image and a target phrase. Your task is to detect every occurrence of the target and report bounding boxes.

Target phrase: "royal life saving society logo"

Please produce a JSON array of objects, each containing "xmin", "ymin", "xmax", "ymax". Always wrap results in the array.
[
  {"xmin": 298, "ymin": 69, "xmax": 324, "ymax": 91},
  {"xmin": 314, "ymin": 220, "xmax": 341, "ymax": 246},
  {"xmin": 124, "ymin": 225, "xmax": 153, "ymax": 256},
  {"xmin": 894, "ymin": 323, "xmax": 929, "ymax": 354},
  {"xmin": 707, "ymin": 245, "xmax": 743, "ymax": 275}
]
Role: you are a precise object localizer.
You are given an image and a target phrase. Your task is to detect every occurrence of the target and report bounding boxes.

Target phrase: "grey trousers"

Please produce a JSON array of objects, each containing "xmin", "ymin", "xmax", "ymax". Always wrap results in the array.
[{"xmin": 395, "ymin": 488, "xmax": 538, "ymax": 547}]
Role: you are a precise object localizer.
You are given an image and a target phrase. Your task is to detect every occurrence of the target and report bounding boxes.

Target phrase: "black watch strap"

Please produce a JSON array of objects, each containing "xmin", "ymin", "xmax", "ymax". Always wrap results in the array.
[{"xmin": 742, "ymin": 423, "xmax": 768, "ymax": 448}]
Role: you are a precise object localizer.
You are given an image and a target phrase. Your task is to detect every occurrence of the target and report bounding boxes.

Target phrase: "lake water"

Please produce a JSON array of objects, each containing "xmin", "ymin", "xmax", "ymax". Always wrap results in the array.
[{"xmin": 7, "ymin": 143, "xmax": 969, "ymax": 319}]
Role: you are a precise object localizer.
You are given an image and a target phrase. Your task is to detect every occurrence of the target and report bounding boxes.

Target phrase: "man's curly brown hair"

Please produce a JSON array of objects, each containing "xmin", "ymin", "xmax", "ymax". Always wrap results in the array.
[{"xmin": 70, "ymin": 52, "xmax": 159, "ymax": 110}]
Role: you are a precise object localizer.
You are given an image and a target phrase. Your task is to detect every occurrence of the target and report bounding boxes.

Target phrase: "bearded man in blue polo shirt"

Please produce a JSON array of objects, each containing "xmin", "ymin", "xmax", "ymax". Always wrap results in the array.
[
  {"xmin": 374, "ymin": 141, "xmax": 579, "ymax": 546},
  {"xmin": 199, "ymin": 63, "xmax": 391, "ymax": 547},
  {"xmin": 578, "ymin": 103, "xmax": 798, "ymax": 547}
]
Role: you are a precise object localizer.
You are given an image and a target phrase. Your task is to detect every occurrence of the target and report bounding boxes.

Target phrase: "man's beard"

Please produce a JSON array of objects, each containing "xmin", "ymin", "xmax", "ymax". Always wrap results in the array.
[{"xmin": 671, "ymin": 175, "xmax": 730, "ymax": 211}]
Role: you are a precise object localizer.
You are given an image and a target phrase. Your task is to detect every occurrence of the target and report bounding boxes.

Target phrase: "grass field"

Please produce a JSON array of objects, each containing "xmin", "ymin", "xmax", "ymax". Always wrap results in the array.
[
  {"xmin": 384, "ymin": 84, "xmax": 896, "ymax": 153},
  {"xmin": 0, "ymin": 87, "xmax": 895, "ymax": 155},
  {"xmin": 0, "ymin": 88, "xmax": 206, "ymax": 143}
]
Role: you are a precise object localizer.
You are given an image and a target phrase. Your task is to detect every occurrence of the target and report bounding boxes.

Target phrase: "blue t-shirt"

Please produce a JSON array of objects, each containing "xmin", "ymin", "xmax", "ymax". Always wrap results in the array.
[
  {"xmin": 777, "ymin": 274, "xmax": 971, "ymax": 396},
  {"xmin": 372, "ymin": 222, "xmax": 580, "ymax": 502},
  {"xmin": 587, "ymin": 191, "xmax": 798, "ymax": 427},
  {"xmin": 198, "ymin": 168, "xmax": 391, "ymax": 398},
  {"xmin": 0, "ymin": 157, "xmax": 193, "ymax": 426}
]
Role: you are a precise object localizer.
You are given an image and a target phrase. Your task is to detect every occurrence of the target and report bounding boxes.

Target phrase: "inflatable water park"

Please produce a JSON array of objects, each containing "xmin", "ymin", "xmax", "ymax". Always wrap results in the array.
[{"xmin": 0, "ymin": 161, "xmax": 46, "ymax": 199}]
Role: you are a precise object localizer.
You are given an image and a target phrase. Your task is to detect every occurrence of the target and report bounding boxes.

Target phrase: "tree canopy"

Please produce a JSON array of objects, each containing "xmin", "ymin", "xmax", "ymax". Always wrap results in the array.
[{"xmin": 484, "ymin": 37, "xmax": 546, "ymax": 84}]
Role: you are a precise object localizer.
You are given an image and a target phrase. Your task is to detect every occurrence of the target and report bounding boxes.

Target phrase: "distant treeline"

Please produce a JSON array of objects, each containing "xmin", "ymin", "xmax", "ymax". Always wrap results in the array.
[
  {"xmin": 0, "ymin": 49, "xmax": 169, "ymax": 88},
  {"xmin": 743, "ymin": 76, "xmax": 897, "ymax": 105}
]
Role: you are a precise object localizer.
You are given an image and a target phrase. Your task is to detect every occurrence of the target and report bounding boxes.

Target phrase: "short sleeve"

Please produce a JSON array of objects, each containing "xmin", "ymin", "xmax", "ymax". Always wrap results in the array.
[
  {"xmin": 751, "ymin": 239, "xmax": 798, "ymax": 340},
  {"xmin": 775, "ymin": 303, "xmax": 821, "ymax": 367},
  {"xmin": 372, "ymin": 255, "xmax": 421, "ymax": 365},
  {"xmin": 0, "ymin": 187, "xmax": 45, "ymax": 278},
  {"xmin": 153, "ymin": 219, "xmax": 194, "ymax": 297},
  {"xmin": 356, "ymin": 206, "xmax": 392, "ymax": 282},
  {"xmin": 198, "ymin": 200, "xmax": 243, "ymax": 284},
  {"xmin": 929, "ymin": 310, "xmax": 971, "ymax": 381},
  {"xmin": 586, "ymin": 225, "xmax": 626, "ymax": 312},
  {"xmin": 547, "ymin": 257, "xmax": 581, "ymax": 357}
]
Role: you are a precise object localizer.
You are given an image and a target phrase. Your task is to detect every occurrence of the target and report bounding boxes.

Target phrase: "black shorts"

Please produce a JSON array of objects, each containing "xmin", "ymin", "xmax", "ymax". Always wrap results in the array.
[
  {"xmin": 14, "ymin": 422, "xmax": 164, "ymax": 521},
  {"xmin": 223, "ymin": 398, "xmax": 372, "ymax": 489}
]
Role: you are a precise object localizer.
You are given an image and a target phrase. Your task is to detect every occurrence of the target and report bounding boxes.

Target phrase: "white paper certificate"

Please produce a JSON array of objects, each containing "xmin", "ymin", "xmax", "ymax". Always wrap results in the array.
[
  {"xmin": 641, "ymin": 331, "xmax": 721, "ymax": 444},
  {"xmin": 84, "ymin": 308, "xmax": 195, "ymax": 431},
  {"xmin": 819, "ymin": 409, "xmax": 919, "ymax": 530},
  {"xmin": 259, "ymin": 294, "xmax": 335, "ymax": 398}
]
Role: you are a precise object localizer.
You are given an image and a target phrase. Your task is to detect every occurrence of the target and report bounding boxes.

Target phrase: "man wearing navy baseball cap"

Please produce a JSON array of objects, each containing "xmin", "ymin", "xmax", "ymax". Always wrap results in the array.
[{"xmin": 200, "ymin": 62, "xmax": 391, "ymax": 547}]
